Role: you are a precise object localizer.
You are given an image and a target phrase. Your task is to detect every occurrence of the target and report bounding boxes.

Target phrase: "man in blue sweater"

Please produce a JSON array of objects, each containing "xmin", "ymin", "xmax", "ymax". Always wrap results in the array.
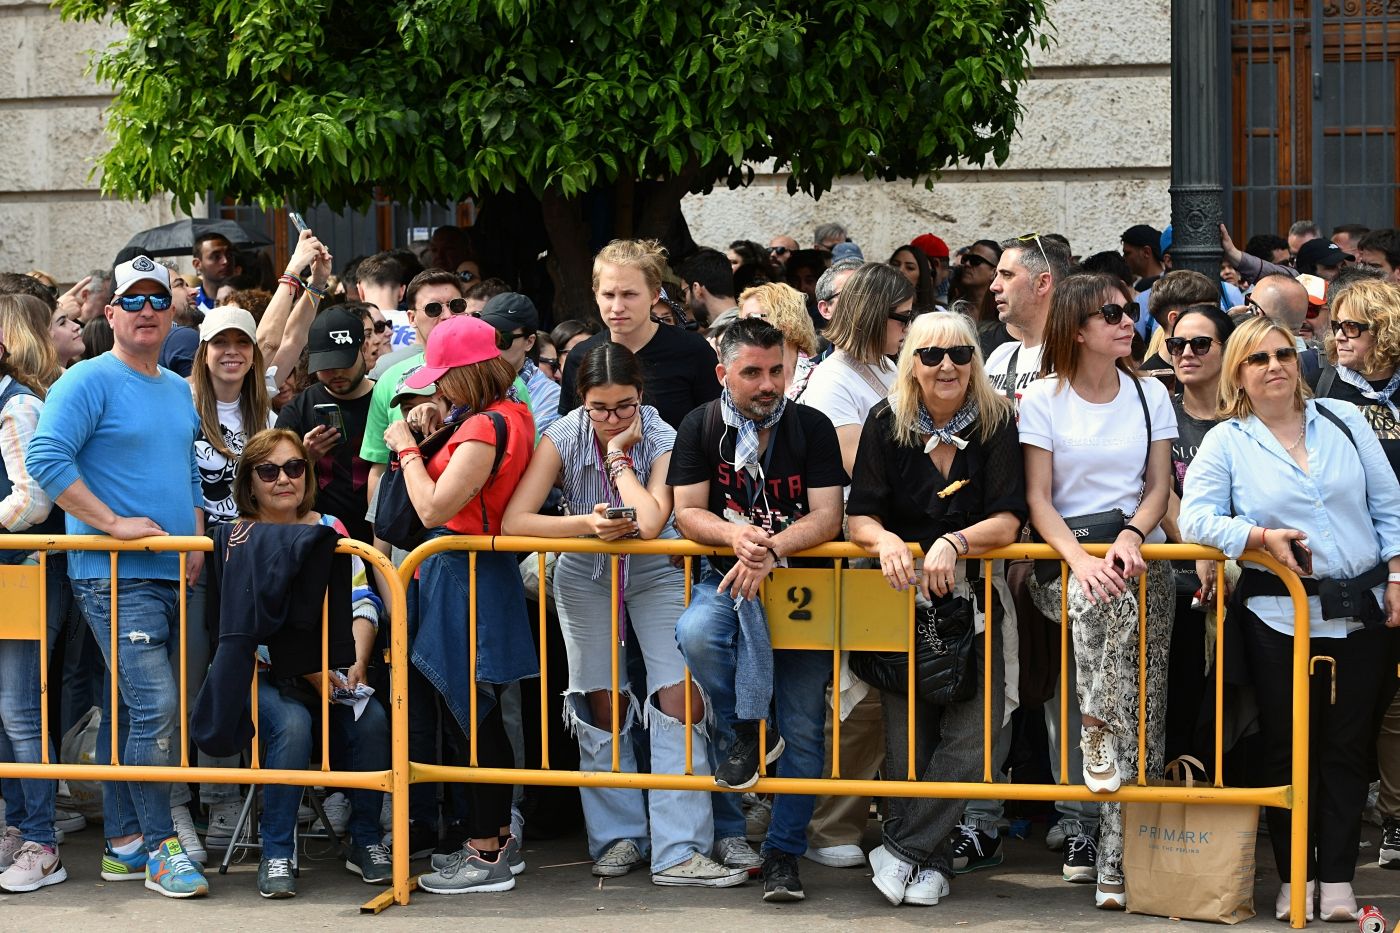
[{"xmin": 25, "ymin": 255, "xmax": 209, "ymax": 899}]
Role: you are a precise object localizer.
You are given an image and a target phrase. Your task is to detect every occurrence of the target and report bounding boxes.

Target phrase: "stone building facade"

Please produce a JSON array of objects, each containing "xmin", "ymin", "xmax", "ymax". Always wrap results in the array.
[{"xmin": 1, "ymin": 0, "xmax": 1169, "ymax": 282}]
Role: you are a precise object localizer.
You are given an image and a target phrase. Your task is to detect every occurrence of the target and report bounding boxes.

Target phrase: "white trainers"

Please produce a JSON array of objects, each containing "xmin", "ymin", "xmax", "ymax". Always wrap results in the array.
[
  {"xmin": 593, "ymin": 839, "xmax": 643, "ymax": 877},
  {"xmin": 316, "ymin": 792, "xmax": 351, "ymax": 835},
  {"xmin": 651, "ymin": 852, "xmax": 748, "ymax": 888},
  {"xmin": 1095, "ymin": 875, "xmax": 1126, "ymax": 910},
  {"xmin": 170, "ymin": 804, "xmax": 207, "ymax": 865},
  {"xmin": 0, "ymin": 841, "xmax": 67, "ymax": 893},
  {"xmin": 904, "ymin": 866, "xmax": 949, "ymax": 906},
  {"xmin": 742, "ymin": 793, "xmax": 772, "ymax": 843},
  {"xmin": 1275, "ymin": 880, "xmax": 1315, "ymax": 922},
  {"xmin": 54, "ymin": 807, "xmax": 86, "ymax": 835},
  {"xmin": 1080, "ymin": 726, "xmax": 1121, "ymax": 794},
  {"xmin": 868, "ymin": 844, "xmax": 914, "ymax": 906},
  {"xmin": 715, "ymin": 835, "xmax": 764, "ymax": 871},
  {"xmin": 0, "ymin": 826, "xmax": 23, "ymax": 870},
  {"xmin": 803, "ymin": 843, "xmax": 865, "ymax": 868},
  {"xmin": 204, "ymin": 800, "xmax": 243, "ymax": 850},
  {"xmin": 1318, "ymin": 881, "xmax": 1357, "ymax": 922}
]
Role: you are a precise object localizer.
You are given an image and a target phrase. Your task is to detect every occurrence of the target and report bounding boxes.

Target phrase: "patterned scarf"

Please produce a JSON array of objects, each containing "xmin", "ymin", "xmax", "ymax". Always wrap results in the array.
[
  {"xmin": 446, "ymin": 382, "xmax": 523, "ymax": 425},
  {"xmin": 721, "ymin": 387, "xmax": 786, "ymax": 474},
  {"xmin": 1335, "ymin": 364, "xmax": 1400, "ymax": 421},
  {"xmin": 917, "ymin": 396, "xmax": 977, "ymax": 453}
]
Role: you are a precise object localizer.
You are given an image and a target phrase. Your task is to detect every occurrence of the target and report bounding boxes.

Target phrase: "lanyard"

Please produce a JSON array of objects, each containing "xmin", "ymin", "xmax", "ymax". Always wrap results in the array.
[
  {"xmin": 594, "ymin": 436, "xmax": 631, "ymax": 646},
  {"xmin": 738, "ymin": 424, "xmax": 779, "ymax": 513}
]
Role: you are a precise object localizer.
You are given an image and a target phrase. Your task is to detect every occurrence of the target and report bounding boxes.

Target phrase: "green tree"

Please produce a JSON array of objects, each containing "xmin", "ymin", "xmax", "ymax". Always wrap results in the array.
[{"xmin": 61, "ymin": 0, "xmax": 1051, "ymax": 313}]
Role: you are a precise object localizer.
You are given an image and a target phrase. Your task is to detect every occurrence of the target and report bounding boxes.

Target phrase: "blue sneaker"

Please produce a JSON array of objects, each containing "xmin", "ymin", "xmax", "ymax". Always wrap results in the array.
[
  {"xmin": 100, "ymin": 842, "xmax": 148, "ymax": 882},
  {"xmin": 144, "ymin": 837, "xmax": 209, "ymax": 899}
]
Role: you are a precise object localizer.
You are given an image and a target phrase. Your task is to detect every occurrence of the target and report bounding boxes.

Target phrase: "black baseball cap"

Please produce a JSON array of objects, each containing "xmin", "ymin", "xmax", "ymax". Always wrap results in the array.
[
  {"xmin": 478, "ymin": 292, "xmax": 540, "ymax": 333},
  {"xmin": 306, "ymin": 307, "xmax": 365, "ymax": 373},
  {"xmin": 1122, "ymin": 224, "xmax": 1164, "ymax": 259},
  {"xmin": 1296, "ymin": 238, "xmax": 1353, "ymax": 272}
]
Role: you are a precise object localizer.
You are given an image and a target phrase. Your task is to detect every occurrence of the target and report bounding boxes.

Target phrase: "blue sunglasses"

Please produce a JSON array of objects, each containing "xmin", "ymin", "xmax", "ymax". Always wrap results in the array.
[{"xmin": 116, "ymin": 294, "xmax": 174, "ymax": 312}]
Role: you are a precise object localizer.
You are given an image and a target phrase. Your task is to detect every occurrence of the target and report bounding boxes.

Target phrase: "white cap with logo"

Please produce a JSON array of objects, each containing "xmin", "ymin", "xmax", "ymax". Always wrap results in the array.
[{"xmin": 113, "ymin": 255, "xmax": 172, "ymax": 296}]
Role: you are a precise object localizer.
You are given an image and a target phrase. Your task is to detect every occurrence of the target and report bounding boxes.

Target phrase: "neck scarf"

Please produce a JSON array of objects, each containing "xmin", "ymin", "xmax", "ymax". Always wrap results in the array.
[
  {"xmin": 917, "ymin": 396, "xmax": 977, "ymax": 453},
  {"xmin": 446, "ymin": 382, "xmax": 522, "ymax": 425},
  {"xmin": 1335, "ymin": 364, "xmax": 1400, "ymax": 421},
  {"xmin": 721, "ymin": 387, "xmax": 786, "ymax": 474}
]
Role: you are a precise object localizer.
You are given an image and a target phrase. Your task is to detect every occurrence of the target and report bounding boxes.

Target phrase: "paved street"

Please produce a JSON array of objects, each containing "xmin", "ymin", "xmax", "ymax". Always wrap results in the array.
[{"xmin": 1, "ymin": 817, "xmax": 1394, "ymax": 930}]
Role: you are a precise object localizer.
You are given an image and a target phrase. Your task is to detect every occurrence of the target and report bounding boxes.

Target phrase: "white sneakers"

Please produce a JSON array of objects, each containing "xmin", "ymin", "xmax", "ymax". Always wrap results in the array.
[
  {"xmin": 803, "ymin": 843, "xmax": 865, "ymax": 868},
  {"xmin": 1275, "ymin": 880, "xmax": 1316, "ymax": 923},
  {"xmin": 1318, "ymin": 881, "xmax": 1357, "ymax": 922},
  {"xmin": 1080, "ymin": 726, "xmax": 1121, "ymax": 794},
  {"xmin": 868, "ymin": 845, "xmax": 949, "ymax": 906},
  {"xmin": 170, "ymin": 804, "xmax": 207, "ymax": 865},
  {"xmin": 0, "ymin": 841, "xmax": 66, "ymax": 893},
  {"xmin": 904, "ymin": 867, "xmax": 950, "ymax": 906}
]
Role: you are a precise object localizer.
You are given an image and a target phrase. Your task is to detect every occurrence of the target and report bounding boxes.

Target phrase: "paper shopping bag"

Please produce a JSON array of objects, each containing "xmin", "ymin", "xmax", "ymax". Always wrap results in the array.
[{"xmin": 1123, "ymin": 756, "xmax": 1257, "ymax": 924}]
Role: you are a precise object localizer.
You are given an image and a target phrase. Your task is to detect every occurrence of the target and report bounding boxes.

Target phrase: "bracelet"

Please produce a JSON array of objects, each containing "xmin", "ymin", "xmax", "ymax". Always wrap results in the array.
[
  {"xmin": 951, "ymin": 530, "xmax": 970, "ymax": 554},
  {"xmin": 1122, "ymin": 524, "xmax": 1146, "ymax": 542},
  {"xmin": 398, "ymin": 453, "xmax": 422, "ymax": 468},
  {"xmin": 278, "ymin": 273, "xmax": 304, "ymax": 293},
  {"xmin": 1388, "ymin": 573, "xmax": 1400, "ymax": 585},
  {"xmin": 304, "ymin": 281, "xmax": 327, "ymax": 299},
  {"xmin": 937, "ymin": 534, "xmax": 959, "ymax": 556},
  {"xmin": 766, "ymin": 547, "xmax": 780, "ymax": 563},
  {"xmin": 398, "ymin": 446, "xmax": 421, "ymax": 459}
]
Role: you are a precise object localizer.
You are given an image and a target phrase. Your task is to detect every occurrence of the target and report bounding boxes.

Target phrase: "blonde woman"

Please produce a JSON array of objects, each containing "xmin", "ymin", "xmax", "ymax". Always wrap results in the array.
[
  {"xmin": 848, "ymin": 311, "xmax": 1024, "ymax": 907},
  {"xmin": 737, "ymin": 282, "xmax": 819, "ymax": 398},
  {"xmin": 1181, "ymin": 315, "xmax": 1400, "ymax": 923}
]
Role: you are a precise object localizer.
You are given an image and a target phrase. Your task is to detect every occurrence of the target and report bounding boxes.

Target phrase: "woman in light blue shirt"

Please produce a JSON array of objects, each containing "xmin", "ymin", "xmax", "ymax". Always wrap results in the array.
[{"xmin": 1180, "ymin": 315, "xmax": 1400, "ymax": 924}]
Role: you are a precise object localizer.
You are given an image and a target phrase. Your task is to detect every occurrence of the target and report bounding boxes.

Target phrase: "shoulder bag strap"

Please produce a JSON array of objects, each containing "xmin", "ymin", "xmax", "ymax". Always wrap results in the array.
[
  {"xmin": 1313, "ymin": 400, "xmax": 1357, "ymax": 451},
  {"xmin": 478, "ymin": 411, "xmax": 509, "ymax": 533},
  {"xmin": 1130, "ymin": 374, "xmax": 1152, "ymax": 514},
  {"xmin": 1316, "ymin": 364, "xmax": 1338, "ymax": 399}
]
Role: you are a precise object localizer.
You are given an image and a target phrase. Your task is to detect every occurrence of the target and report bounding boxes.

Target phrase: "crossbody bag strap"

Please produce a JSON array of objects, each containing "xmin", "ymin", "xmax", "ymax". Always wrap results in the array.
[
  {"xmin": 1130, "ymin": 373, "xmax": 1152, "ymax": 515},
  {"xmin": 478, "ymin": 411, "xmax": 509, "ymax": 533}
]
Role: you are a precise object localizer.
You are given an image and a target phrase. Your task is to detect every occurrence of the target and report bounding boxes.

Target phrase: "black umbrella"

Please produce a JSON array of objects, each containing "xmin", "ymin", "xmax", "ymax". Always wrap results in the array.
[{"xmin": 114, "ymin": 218, "xmax": 273, "ymax": 265}]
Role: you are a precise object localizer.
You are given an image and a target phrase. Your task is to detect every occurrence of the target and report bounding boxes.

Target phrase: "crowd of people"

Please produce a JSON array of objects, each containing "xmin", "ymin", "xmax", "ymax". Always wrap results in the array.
[{"xmin": 0, "ymin": 215, "xmax": 1397, "ymax": 923}]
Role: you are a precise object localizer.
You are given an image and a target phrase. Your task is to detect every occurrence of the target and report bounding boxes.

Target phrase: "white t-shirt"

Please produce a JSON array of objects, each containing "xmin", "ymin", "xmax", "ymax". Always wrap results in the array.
[
  {"xmin": 984, "ymin": 340, "xmax": 1044, "ymax": 410},
  {"xmin": 1017, "ymin": 370, "xmax": 1178, "ymax": 542},
  {"xmin": 798, "ymin": 350, "xmax": 895, "ymax": 428}
]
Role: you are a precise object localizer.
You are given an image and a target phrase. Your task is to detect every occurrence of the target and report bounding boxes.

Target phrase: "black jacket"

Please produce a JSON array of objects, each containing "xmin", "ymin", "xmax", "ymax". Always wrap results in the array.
[{"xmin": 191, "ymin": 520, "xmax": 354, "ymax": 757}]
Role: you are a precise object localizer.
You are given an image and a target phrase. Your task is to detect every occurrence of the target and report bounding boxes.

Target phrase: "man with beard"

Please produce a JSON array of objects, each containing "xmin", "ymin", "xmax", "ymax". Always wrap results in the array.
[
  {"xmin": 274, "ymin": 305, "xmax": 376, "ymax": 542},
  {"xmin": 669, "ymin": 318, "xmax": 847, "ymax": 903}
]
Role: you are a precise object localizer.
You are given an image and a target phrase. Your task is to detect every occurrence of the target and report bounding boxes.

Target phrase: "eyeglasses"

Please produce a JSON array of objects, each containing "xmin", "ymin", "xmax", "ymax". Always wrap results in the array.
[
  {"xmin": 1243, "ymin": 346, "xmax": 1299, "ymax": 368},
  {"xmin": 252, "ymin": 458, "xmax": 308, "ymax": 483},
  {"xmin": 914, "ymin": 345, "xmax": 975, "ymax": 367},
  {"xmin": 1165, "ymin": 335, "xmax": 1219, "ymax": 357},
  {"xmin": 960, "ymin": 253, "xmax": 994, "ymax": 269},
  {"xmin": 768, "ymin": 246, "xmax": 790, "ymax": 256},
  {"xmin": 116, "ymin": 293, "xmax": 174, "ymax": 312},
  {"xmin": 1095, "ymin": 302, "xmax": 1140, "ymax": 325},
  {"xmin": 888, "ymin": 310, "xmax": 913, "ymax": 325},
  {"xmin": 1016, "ymin": 232, "xmax": 1050, "ymax": 271},
  {"xmin": 586, "ymin": 401, "xmax": 639, "ymax": 422},
  {"xmin": 1331, "ymin": 319, "xmax": 1371, "ymax": 338},
  {"xmin": 421, "ymin": 298, "xmax": 468, "ymax": 318}
]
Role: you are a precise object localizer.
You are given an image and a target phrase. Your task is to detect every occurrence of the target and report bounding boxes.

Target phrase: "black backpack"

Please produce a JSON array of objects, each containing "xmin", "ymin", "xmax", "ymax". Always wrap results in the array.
[{"xmin": 373, "ymin": 411, "xmax": 507, "ymax": 549}]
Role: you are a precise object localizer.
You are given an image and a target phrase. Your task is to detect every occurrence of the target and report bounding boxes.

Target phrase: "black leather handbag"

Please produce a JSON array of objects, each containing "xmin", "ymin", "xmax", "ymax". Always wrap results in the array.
[{"xmin": 849, "ymin": 594, "xmax": 978, "ymax": 705}]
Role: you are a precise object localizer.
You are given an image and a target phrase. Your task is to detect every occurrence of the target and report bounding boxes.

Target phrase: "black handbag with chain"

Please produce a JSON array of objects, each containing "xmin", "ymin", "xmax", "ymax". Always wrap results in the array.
[{"xmin": 850, "ymin": 594, "xmax": 978, "ymax": 705}]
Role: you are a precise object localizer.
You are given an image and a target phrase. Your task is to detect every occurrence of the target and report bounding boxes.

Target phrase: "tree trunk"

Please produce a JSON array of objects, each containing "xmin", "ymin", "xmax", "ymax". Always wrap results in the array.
[{"xmin": 540, "ymin": 188, "xmax": 597, "ymax": 322}]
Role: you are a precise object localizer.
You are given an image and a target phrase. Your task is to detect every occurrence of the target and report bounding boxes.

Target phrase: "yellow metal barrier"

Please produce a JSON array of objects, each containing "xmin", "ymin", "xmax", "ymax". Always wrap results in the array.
[
  {"xmin": 398, "ymin": 537, "xmax": 1312, "ymax": 926},
  {"xmin": 0, "ymin": 534, "xmax": 411, "ymax": 913}
]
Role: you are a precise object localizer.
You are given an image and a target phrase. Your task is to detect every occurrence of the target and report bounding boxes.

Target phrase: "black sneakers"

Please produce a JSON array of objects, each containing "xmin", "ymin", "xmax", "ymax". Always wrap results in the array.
[
  {"xmin": 715, "ymin": 724, "xmax": 785, "ymax": 790},
  {"xmin": 1381, "ymin": 819, "xmax": 1399, "ymax": 869},
  {"xmin": 1061, "ymin": 833, "xmax": 1097, "ymax": 883},
  {"xmin": 761, "ymin": 851, "xmax": 804, "ymax": 902},
  {"xmin": 950, "ymin": 823, "xmax": 1003, "ymax": 874}
]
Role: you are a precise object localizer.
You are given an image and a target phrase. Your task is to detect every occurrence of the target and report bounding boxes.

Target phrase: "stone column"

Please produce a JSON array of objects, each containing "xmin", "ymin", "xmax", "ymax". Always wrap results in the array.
[{"xmin": 1168, "ymin": 0, "xmax": 1223, "ymax": 277}]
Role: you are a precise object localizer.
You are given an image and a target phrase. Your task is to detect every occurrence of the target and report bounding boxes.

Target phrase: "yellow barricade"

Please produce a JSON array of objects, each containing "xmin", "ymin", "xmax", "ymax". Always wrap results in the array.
[
  {"xmin": 397, "ymin": 537, "xmax": 1313, "ymax": 926},
  {"xmin": 0, "ymin": 534, "xmax": 412, "ymax": 913}
]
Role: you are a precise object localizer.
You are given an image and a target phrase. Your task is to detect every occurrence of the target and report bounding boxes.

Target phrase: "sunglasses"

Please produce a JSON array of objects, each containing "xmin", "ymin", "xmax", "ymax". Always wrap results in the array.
[
  {"xmin": 1095, "ymin": 302, "xmax": 1140, "ymax": 325},
  {"xmin": 1331, "ymin": 319, "xmax": 1371, "ymax": 338},
  {"xmin": 1016, "ymin": 232, "xmax": 1050, "ymax": 270},
  {"xmin": 421, "ymin": 298, "xmax": 468, "ymax": 318},
  {"xmin": 1243, "ymin": 346, "xmax": 1299, "ymax": 368},
  {"xmin": 370, "ymin": 320, "xmax": 392, "ymax": 334},
  {"xmin": 888, "ymin": 310, "xmax": 913, "ymax": 325},
  {"xmin": 960, "ymin": 253, "xmax": 994, "ymax": 269},
  {"xmin": 768, "ymin": 246, "xmax": 790, "ymax": 256},
  {"xmin": 1165, "ymin": 335, "xmax": 1218, "ymax": 357},
  {"xmin": 914, "ymin": 345, "xmax": 975, "ymax": 367},
  {"xmin": 116, "ymin": 293, "xmax": 174, "ymax": 312},
  {"xmin": 252, "ymin": 458, "xmax": 308, "ymax": 483},
  {"xmin": 537, "ymin": 356, "xmax": 559, "ymax": 370},
  {"xmin": 495, "ymin": 329, "xmax": 529, "ymax": 351}
]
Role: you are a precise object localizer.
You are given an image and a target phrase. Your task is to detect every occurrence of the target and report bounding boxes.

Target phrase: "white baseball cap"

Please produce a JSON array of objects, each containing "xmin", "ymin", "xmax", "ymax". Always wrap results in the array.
[
  {"xmin": 113, "ymin": 255, "xmax": 172, "ymax": 296},
  {"xmin": 199, "ymin": 306, "xmax": 258, "ymax": 342}
]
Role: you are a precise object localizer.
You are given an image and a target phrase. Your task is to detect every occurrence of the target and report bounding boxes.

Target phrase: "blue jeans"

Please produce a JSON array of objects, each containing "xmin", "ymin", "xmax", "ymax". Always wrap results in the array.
[
  {"xmin": 0, "ymin": 557, "xmax": 69, "ymax": 846},
  {"xmin": 72, "ymin": 578, "xmax": 180, "ymax": 844},
  {"xmin": 256, "ymin": 675, "xmax": 388, "ymax": 859},
  {"xmin": 675, "ymin": 573, "xmax": 830, "ymax": 857}
]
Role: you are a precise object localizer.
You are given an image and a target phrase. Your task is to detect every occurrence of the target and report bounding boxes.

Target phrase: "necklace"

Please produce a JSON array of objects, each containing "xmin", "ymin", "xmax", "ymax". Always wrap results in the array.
[{"xmin": 1282, "ymin": 421, "xmax": 1306, "ymax": 452}]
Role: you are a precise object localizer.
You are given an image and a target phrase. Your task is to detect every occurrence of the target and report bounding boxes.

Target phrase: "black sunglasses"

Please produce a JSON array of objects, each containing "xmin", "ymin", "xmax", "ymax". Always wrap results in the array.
[
  {"xmin": 117, "ymin": 293, "xmax": 174, "ymax": 312},
  {"xmin": 1243, "ymin": 346, "xmax": 1299, "ymax": 368},
  {"xmin": 370, "ymin": 320, "xmax": 392, "ymax": 334},
  {"xmin": 1095, "ymin": 302, "xmax": 1140, "ymax": 325},
  {"xmin": 537, "ymin": 356, "xmax": 558, "ymax": 370},
  {"xmin": 959, "ymin": 253, "xmax": 994, "ymax": 269},
  {"xmin": 1165, "ymin": 335, "xmax": 1218, "ymax": 357},
  {"xmin": 888, "ymin": 310, "xmax": 913, "ymax": 325},
  {"xmin": 495, "ymin": 329, "xmax": 529, "ymax": 351},
  {"xmin": 421, "ymin": 298, "xmax": 468, "ymax": 318},
  {"xmin": 914, "ymin": 345, "xmax": 975, "ymax": 367},
  {"xmin": 252, "ymin": 458, "xmax": 308, "ymax": 483},
  {"xmin": 768, "ymin": 246, "xmax": 790, "ymax": 256},
  {"xmin": 1331, "ymin": 319, "xmax": 1371, "ymax": 338}
]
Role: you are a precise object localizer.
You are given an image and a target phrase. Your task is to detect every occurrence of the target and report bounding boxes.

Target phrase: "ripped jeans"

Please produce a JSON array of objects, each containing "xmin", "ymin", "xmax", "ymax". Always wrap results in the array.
[
  {"xmin": 72, "ymin": 578, "xmax": 180, "ymax": 845},
  {"xmin": 554, "ymin": 553, "xmax": 713, "ymax": 872}
]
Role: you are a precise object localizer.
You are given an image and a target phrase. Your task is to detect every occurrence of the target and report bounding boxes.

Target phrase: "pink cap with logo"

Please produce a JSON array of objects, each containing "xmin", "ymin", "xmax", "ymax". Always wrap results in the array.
[{"xmin": 404, "ymin": 315, "xmax": 501, "ymax": 389}]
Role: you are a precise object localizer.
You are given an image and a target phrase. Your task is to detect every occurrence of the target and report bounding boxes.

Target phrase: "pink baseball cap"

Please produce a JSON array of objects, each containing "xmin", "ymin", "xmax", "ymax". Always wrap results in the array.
[
  {"xmin": 911, "ymin": 233, "xmax": 950, "ymax": 260},
  {"xmin": 404, "ymin": 315, "xmax": 500, "ymax": 389}
]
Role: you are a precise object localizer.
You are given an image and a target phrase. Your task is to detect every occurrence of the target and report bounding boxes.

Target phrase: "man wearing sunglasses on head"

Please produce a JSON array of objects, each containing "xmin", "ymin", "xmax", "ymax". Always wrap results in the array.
[{"xmin": 26, "ymin": 255, "xmax": 212, "ymax": 899}]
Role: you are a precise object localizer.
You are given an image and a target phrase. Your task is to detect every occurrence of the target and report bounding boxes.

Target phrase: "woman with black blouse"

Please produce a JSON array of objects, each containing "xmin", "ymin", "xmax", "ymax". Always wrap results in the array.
[{"xmin": 848, "ymin": 311, "xmax": 1026, "ymax": 907}]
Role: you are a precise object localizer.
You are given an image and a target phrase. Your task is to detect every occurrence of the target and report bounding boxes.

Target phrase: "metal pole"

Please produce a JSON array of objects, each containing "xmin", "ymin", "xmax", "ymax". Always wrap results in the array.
[{"xmin": 1169, "ymin": 0, "xmax": 1224, "ymax": 276}]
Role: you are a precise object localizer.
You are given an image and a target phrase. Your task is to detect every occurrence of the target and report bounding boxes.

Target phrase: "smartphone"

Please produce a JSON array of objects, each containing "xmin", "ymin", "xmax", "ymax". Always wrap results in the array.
[
  {"xmin": 289, "ymin": 211, "xmax": 310, "ymax": 234},
  {"xmin": 313, "ymin": 403, "xmax": 344, "ymax": 438},
  {"xmin": 604, "ymin": 506, "xmax": 637, "ymax": 522},
  {"xmin": 1288, "ymin": 539, "xmax": 1313, "ymax": 576}
]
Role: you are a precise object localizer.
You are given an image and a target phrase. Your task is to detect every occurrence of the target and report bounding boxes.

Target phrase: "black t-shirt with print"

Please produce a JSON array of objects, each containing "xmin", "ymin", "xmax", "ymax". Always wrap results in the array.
[
  {"xmin": 1317, "ymin": 374, "xmax": 1400, "ymax": 480},
  {"xmin": 1169, "ymin": 395, "xmax": 1222, "ymax": 498},
  {"xmin": 667, "ymin": 400, "xmax": 848, "ymax": 571},
  {"xmin": 275, "ymin": 383, "xmax": 375, "ymax": 543}
]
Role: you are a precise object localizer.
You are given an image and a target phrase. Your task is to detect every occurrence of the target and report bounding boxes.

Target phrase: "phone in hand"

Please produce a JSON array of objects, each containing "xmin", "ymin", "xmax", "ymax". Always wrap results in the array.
[
  {"xmin": 289, "ymin": 211, "xmax": 310, "ymax": 235},
  {"xmin": 604, "ymin": 506, "xmax": 637, "ymax": 522},
  {"xmin": 313, "ymin": 403, "xmax": 344, "ymax": 439},
  {"xmin": 1288, "ymin": 539, "xmax": 1313, "ymax": 576}
]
